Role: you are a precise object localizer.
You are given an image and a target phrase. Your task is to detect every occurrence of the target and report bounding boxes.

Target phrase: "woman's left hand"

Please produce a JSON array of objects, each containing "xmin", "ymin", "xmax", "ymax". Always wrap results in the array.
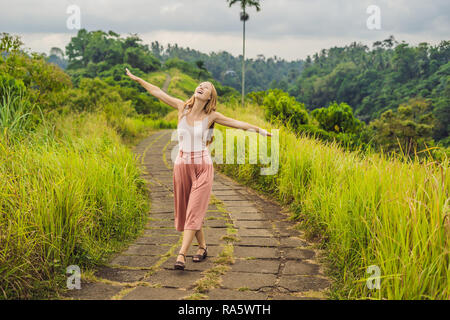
[
  {"xmin": 259, "ymin": 129, "xmax": 272, "ymax": 137},
  {"xmin": 125, "ymin": 68, "xmax": 140, "ymax": 81}
]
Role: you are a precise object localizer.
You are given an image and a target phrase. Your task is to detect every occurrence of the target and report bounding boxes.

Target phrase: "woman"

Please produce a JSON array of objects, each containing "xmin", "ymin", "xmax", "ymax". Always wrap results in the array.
[{"xmin": 125, "ymin": 68, "xmax": 271, "ymax": 270}]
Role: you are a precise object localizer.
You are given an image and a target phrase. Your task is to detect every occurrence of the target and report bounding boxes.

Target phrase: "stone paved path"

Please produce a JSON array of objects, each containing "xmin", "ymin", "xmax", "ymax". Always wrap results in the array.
[
  {"xmin": 64, "ymin": 129, "xmax": 330, "ymax": 300},
  {"xmin": 162, "ymin": 73, "xmax": 172, "ymax": 92}
]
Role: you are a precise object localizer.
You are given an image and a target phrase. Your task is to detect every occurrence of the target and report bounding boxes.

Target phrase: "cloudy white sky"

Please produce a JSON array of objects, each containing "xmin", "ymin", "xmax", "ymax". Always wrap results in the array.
[{"xmin": 1, "ymin": 0, "xmax": 449, "ymax": 61}]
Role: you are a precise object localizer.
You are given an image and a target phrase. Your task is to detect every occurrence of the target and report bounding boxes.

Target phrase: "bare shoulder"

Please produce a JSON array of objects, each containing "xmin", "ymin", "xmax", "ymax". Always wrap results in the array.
[
  {"xmin": 177, "ymin": 102, "xmax": 187, "ymax": 112},
  {"xmin": 177, "ymin": 103, "xmax": 188, "ymax": 119},
  {"xmin": 209, "ymin": 110, "xmax": 224, "ymax": 121},
  {"xmin": 179, "ymin": 103, "xmax": 190, "ymax": 113}
]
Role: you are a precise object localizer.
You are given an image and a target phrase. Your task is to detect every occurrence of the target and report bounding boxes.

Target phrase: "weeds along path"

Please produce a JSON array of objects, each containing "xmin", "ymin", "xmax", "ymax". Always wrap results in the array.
[{"xmin": 63, "ymin": 129, "xmax": 330, "ymax": 300}]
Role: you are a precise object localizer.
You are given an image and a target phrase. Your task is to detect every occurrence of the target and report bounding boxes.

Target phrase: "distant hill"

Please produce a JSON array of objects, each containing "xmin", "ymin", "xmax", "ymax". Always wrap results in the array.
[{"xmin": 150, "ymin": 41, "xmax": 304, "ymax": 93}]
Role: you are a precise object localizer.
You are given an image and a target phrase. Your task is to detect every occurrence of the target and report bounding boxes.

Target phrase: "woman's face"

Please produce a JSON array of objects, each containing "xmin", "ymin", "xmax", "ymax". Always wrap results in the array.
[{"xmin": 194, "ymin": 82, "xmax": 212, "ymax": 101}]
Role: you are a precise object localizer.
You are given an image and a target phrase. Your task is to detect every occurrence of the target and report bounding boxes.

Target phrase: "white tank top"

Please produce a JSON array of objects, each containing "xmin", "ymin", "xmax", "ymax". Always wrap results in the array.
[{"xmin": 177, "ymin": 107, "xmax": 213, "ymax": 152}]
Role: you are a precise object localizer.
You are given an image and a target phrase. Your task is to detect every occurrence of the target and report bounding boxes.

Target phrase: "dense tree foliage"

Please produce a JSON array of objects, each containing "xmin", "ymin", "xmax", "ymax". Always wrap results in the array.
[
  {"xmin": 369, "ymin": 98, "xmax": 435, "ymax": 155},
  {"xmin": 249, "ymin": 87, "xmax": 448, "ymax": 158},
  {"xmin": 65, "ymin": 30, "xmax": 160, "ymax": 72},
  {"xmin": 311, "ymin": 102, "xmax": 362, "ymax": 134},
  {"xmin": 294, "ymin": 36, "xmax": 449, "ymax": 144},
  {"xmin": 261, "ymin": 89, "xmax": 309, "ymax": 129},
  {"xmin": 149, "ymin": 41, "xmax": 304, "ymax": 93}
]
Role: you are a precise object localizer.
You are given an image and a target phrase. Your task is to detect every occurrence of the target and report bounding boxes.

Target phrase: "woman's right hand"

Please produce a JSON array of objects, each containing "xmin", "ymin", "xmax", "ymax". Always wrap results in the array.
[
  {"xmin": 259, "ymin": 128, "xmax": 272, "ymax": 137},
  {"xmin": 125, "ymin": 68, "xmax": 139, "ymax": 81}
]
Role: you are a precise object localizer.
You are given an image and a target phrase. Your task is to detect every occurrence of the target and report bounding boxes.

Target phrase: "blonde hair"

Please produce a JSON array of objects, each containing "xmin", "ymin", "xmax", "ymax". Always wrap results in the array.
[{"xmin": 182, "ymin": 81, "xmax": 218, "ymax": 146}]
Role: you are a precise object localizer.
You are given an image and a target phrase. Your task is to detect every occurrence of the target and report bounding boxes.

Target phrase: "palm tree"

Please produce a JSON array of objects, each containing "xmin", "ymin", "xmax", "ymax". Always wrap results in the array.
[{"xmin": 226, "ymin": 0, "xmax": 261, "ymax": 108}]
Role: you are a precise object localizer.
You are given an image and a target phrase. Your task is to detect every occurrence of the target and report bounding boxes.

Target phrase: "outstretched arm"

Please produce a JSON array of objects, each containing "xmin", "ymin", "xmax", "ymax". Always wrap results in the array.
[
  {"xmin": 125, "ymin": 68, "xmax": 184, "ymax": 110},
  {"xmin": 214, "ymin": 111, "xmax": 272, "ymax": 136}
]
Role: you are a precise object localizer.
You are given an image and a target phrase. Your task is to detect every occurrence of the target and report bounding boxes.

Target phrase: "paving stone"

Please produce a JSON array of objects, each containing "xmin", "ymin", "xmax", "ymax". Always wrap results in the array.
[
  {"xmin": 135, "ymin": 235, "xmax": 179, "ymax": 245},
  {"xmin": 206, "ymin": 211, "xmax": 228, "ymax": 218},
  {"xmin": 152, "ymin": 174, "xmax": 172, "ymax": 179},
  {"xmin": 122, "ymin": 244, "xmax": 171, "ymax": 256},
  {"xmin": 150, "ymin": 195, "xmax": 173, "ymax": 201},
  {"xmin": 214, "ymin": 195, "xmax": 245, "ymax": 201},
  {"xmin": 150, "ymin": 213, "xmax": 174, "ymax": 220},
  {"xmin": 227, "ymin": 206, "xmax": 259, "ymax": 213},
  {"xmin": 110, "ymin": 255, "xmax": 160, "ymax": 268},
  {"xmin": 207, "ymin": 289, "xmax": 268, "ymax": 300},
  {"xmin": 149, "ymin": 189, "xmax": 171, "ymax": 195},
  {"xmin": 231, "ymin": 213, "xmax": 265, "ymax": 221},
  {"xmin": 260, "ymin": 210, "xmax": 284, "ymax": 221},
  {"xmin": 284, "ymin": 248, "xmax": 316, "ymax": 260},
  {"xmin": 233, "ymin": 213, "xmax": 266, "ymax": 221},
  {"xmin": 122, "ymin": 287, "xmax": 192, "ymax": 300},
  {"xmin": 150, "ymin": 207, "xmax": 174, "ymax": 213},
  {"xmin": 236, "ymin": 237, "xmax": 278, "ymax": 247},
  {"xmin": 231, "ymin": 259, "xmax": 280, "ymax": 274},
  {"xmin": 63, "ymin": 282, "xmax": 123, "ymax": 300},
  {"xmin": 146, "ymin": 220, "xmax": 173, "ymax": 228},
  {"xmin": 95, "ymin": 267, "xmax": 147, "ymax": 283},
  {"xmin": 203, "ymin": 219, "xmax": 229, "ymax": 228},
  {"xmin": 222, "ymin": 201, "xmax": 256, "ymax": 207},
  {"xmin": 282, "ymin": 261, "xmax": 320, "ymax": 275},
  {"xmin": 278, "ymin": 275, "xmax": 330, "ymax": 292},
  {"xmin": 221, "ymin": 272, "xmax": 277, "ymax": 290},
  {"xmin": 150, "ymin": 208, "xmax": 173, "ymax": 214},
  {"xmin": 151, "ymin": 199, "xmax": 173, "ymax": 205},
  {"xmin": 273, "ymin": 220, "xmax": 296, "ymax": 228},
  {"xmin": 212, "ymin": 185, "xmax": 233, "ymax": 190},
  {"xmin": 234, "ymin": 246, "xmax": 280, "ymax": 259},
  {"xmin": 238, "ymin": 228, "xmax": 273, "ymax": 237},
  {"xmin": 212, "ymin": 190, "xmax": 239, "ymax": 196},
  {"xmin": 144, "ymin": 228, "xmax": 179, "ymax": 236},
  {"xmin": 279, "ymin": 237, "xmax": 308, "ymax": 248},
  {"xmin": 201, "ymin": 229, "xmax": 228, "ymax": 245},
  {"xmin": 145, "ymin": 269, "xmax": 204, "ymax": 289},
  {"xmin": 234, "ymin": 220, "xmax": 270, "ymax": 229},
  {"xmin": 277, "ymin": 228, "xmax": 301, "ymax": 237}
]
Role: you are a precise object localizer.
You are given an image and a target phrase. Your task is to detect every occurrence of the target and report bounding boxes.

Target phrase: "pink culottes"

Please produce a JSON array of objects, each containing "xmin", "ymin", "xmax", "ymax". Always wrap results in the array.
[{"xmin": 173, "ymin": 149, "xmax": 214, "ymax": 231}]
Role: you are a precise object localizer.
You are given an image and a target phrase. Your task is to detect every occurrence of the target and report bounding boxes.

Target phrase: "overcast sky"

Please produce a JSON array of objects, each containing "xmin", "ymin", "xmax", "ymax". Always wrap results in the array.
[{"xmin": 1, "ymin": 0, "xmax": 449, "ymax": 61}]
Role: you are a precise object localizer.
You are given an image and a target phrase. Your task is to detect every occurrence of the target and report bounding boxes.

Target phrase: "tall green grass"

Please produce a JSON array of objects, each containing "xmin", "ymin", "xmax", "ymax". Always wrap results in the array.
[
  {"xmin": 214, "ymin": 102, "xmax": 449, "ymax": 299},
  {"xmin": 108, "ymin": 114, "xmax": 176, "ymax": 143},
  {"xmin": 0, "ymin": 80, "xmax": 37, "ymax": 138},
  {"xmin": 0, "ymin": 112, "xmax": 149, "ymax": 299}
]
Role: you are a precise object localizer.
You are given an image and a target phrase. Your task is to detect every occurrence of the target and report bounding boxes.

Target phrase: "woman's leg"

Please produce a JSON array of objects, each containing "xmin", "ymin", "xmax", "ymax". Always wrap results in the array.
[
  {"xmin": 184, "ymin": 159, "xmax": 213, "ymax": 252},
  {"xmin": 195, "ymin": 228, "xmax": 207, "ymax": 254},
  {"xmin": 173, "ymin": 151, "xmax": 192, "ymax": 232},
  {"xmin": 176, "ymin": 229, "xmax": 197, "ymax": 263}
]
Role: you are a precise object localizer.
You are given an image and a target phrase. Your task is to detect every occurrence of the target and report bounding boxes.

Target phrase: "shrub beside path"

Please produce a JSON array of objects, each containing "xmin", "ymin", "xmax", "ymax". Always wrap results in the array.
[{"xmin": 63, "ymin": 129, "xmax": 330, "ymax": 300}]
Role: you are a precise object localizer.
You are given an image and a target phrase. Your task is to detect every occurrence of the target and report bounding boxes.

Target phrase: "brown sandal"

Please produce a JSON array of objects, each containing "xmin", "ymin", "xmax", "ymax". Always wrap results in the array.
[
  {"xmin": 192, "ymin": 246, "xmax": 207, "ymax": 262},
  {"xmin": 174, "ymin": 253, "xmax": 186, "ymax": 270}
]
